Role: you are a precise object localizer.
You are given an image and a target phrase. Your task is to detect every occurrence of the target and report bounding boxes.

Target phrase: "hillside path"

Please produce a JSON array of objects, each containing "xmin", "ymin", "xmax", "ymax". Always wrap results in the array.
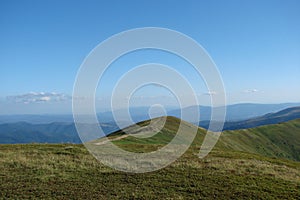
[{"xmin": 94, "ymin": 135, "xmax": 129, "ymax": 145}]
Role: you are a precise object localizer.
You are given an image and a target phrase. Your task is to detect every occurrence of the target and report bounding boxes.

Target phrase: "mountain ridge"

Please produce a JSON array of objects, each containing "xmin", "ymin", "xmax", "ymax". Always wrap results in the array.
[
  {"xmin": 1, "ymin": 106, "xmax": 300, "ymax": 145},
  {"xmin": 90, "ymin": 115, "xmax": 300, "ymax": 161},
  {"xmin": 1, "ymin": 103, "xmax": 300, "ymax": 124},
  {"xmin": 199, "ymin": 106, "xmax": 300, "ymax": 130}
]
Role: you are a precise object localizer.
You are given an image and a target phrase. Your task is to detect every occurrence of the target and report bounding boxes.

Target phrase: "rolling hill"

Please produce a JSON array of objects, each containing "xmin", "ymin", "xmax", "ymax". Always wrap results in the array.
[
  {"xmin": 92, "ymin": 116, "xmax": 300, "ymax": 161},
  {"xmin": 218, "ymin": 118, "xmax": 300, "ymax": 161},
  {"xmin": 1, "ymin": 116, "xmax": 299, "ymax": 199}
]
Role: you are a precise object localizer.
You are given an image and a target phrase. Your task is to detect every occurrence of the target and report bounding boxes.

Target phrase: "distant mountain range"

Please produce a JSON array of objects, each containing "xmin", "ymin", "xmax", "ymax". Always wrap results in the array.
[
  {"xmin": 0, "ymin": 103, "xmax": 300, "ymax": 144},
  {"xmin": 0, "ymin": 106, "xmax": 176, "ymax": 124},
  {"xmin": 199, "ymin": 106, "xmax": 300, "ymax": 130},
  {"xmin": 0, "ymin": 122, "xmax": 118, "ymax": 144},
  {"xmin": 1, "ymin": 103, "xmax": 300, "ymax": 124},
  {"xmin": 169, "ymin": 102, "xmax": 300, "ymax": 122}
]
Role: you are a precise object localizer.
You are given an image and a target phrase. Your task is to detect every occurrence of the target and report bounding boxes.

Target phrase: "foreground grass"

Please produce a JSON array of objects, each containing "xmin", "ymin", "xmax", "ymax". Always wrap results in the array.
[{"xmin": 1, "ymin": 143, "xmax": 299, "ymax": 199}]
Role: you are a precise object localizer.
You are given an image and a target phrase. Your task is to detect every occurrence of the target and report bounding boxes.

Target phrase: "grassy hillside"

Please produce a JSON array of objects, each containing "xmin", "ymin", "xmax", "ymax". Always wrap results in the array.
[
  {"xmin": 1, "ymin": 144, "xmax": 300, "ymax": 199},
  {"xmin": 218, "ymin": 119, "xmax": 300, "ymax": 161},
  {"xmin": 1, "ymin": 117, "xmax": 300, "ymax": 199},
  {"xmin": 92, "ymin": 116, "xmax": 300, "ymax": 161},
  {"xmin": 90, "ymin": 116, "xmax": 205, "ymax": 153}
]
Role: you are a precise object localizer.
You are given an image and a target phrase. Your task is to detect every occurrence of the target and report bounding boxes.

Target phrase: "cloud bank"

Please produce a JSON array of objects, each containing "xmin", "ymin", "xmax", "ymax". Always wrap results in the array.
[
  {"xmin": 202, "ymin": 91, "xmax": 217, "ymax": 96},
  {"xmin": 243, "ymin": 89, "xmax": 259, "ymax": 93},
  {"xmin": 7, "ymin": 92, "xmax": 71, "ymax": 104}
]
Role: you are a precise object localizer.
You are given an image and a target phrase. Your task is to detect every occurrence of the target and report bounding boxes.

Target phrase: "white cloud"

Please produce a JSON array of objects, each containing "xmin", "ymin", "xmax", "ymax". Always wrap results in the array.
[
  {"xmin": 39, "ymin": 96, "xmax": 51, "ymax": 101},
  {"xmin": 7, "ymin": 92, "xmax": 71, "ymax": 104},
  {"xmin": 243, "ymin": 89, "xmax": 259, "ymax": 93},
  {"xmin": 202, "ymin": 91, "xmax": 217, "ymax": 96}
]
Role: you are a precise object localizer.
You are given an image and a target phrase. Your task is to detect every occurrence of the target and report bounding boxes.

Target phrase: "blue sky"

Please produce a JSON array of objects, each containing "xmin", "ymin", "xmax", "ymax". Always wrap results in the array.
[{"xmin": 0, "ymin": 0, "xmax": 300, "ymax": 114}]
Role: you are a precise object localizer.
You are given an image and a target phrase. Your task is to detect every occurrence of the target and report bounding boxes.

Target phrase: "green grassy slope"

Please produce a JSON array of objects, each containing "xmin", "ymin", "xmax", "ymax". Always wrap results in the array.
[
  {"xmin": 218, "ymin": 119, "xmax": 300, "ymax": 161},
  {"xmin": 1, "ymin": 144, "xmax": 299, "ymax": 199},
  {"xmin": 1, "ymin": 117, "xmax": 300, "ymax": 199},
  {"xmin": 90, "ymin": 116, "xmax": 205, "ymax": 153},
  {"xmin": 91, "ymin": 116, "xmax": 300, "ymax": 161}
]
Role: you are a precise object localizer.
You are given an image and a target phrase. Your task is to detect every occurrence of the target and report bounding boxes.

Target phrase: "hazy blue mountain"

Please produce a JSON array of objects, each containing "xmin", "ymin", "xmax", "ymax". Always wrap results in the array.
[
  {"xmin": 199, "ymin": 106, "xmax": 300, "ymax": 130},
  {"xmin": 170, "ymin": 103, "xmax": 300, "ymax": 122},
  {"xmin": 1, "ymin": 103, "xmax": 300, "ymax": 144},
  {"xmin": 0, "ymin": 122, "xmax": 118, "ymax": 144},
  {"xmin": 0, "ymin": 114, "xmax": 74, "ymax": 124},
  {"xmin": 1, "ymin": 103, "xmax": 299, "ymax": 124},
  {"xmin": 0, "ymin": 106, "xmax": 176, "ymax": 124},
  {"xmin": 97, "ymin": 106, "xmax": 177, "ymax": 124}
]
